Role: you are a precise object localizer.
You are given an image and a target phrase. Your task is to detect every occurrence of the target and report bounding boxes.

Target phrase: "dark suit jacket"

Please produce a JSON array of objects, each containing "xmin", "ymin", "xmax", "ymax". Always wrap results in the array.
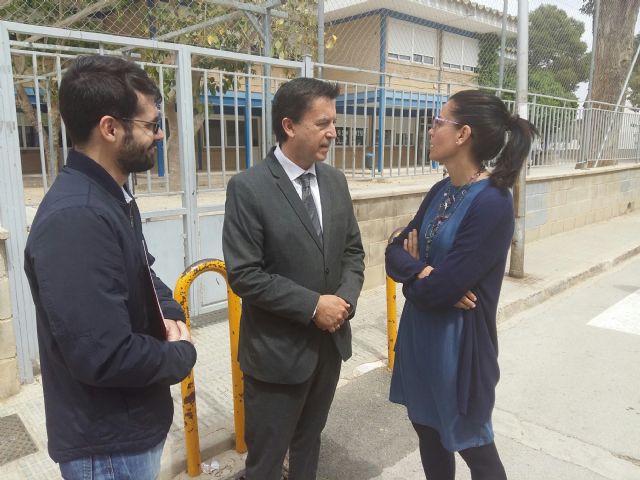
[{"xmin": 222, "ymin": 149, "xmax": 365, "ymax": 384}]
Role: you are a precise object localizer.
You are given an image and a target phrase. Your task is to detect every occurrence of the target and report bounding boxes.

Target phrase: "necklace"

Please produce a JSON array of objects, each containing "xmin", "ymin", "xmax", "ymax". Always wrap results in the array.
[{"xmin": 423, "ymin": 169, "xmax": 484, "ymax": 260}]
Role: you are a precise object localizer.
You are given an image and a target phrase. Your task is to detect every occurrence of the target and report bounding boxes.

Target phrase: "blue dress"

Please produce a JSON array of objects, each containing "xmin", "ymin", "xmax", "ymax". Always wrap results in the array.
[{"xmin": 389, "ymin": 178, "xmax": 494, "ymax": 452}]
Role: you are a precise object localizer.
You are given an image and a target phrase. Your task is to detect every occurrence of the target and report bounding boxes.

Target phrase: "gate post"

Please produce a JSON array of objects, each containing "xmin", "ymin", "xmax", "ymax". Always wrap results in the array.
[{"xmin": 0, "ymin": 21, "xmax": 37, "ymax": 383}]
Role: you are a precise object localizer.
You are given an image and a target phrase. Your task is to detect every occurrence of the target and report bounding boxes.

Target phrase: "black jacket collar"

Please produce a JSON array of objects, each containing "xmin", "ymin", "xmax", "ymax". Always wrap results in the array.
[{"xmin": 66, "ymin": 149, "xmax": 129, "ymax": 203}]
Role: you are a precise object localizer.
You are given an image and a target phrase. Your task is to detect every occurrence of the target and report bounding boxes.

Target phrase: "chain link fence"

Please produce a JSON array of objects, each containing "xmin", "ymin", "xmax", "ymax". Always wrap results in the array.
[
  {"xmin": 0, "ymin": 0, "xmax": 317, "ymax": 60},
  {"xmin": 3, "ymin": 0, "xmax": 640, "ymax": 177}
]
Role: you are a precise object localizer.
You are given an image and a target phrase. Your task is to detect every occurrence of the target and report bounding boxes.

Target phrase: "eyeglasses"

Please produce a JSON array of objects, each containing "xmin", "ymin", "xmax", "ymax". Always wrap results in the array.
[
  {"xmin": 117, "ymin": 117, "xmax": 162, "ymax": 135},
  {"xmin": 433, "ymin": 115, "xmax": 464, "ymax": 129}
]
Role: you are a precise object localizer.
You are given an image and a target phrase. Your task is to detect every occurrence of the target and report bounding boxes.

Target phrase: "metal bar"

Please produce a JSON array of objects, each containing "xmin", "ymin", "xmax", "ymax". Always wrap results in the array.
[
  {"xmin": 1, "ymin": 21, "xmax": 303, "ymax": 69},
  {"xmin": 389, "ymin": 88, "xmax": 396, "ymax": 177},
  {"xmin": 421, "ymin": 94, "xmax": 429, "ymax": 174},
  {"xmin": 243, "ymin": 12, "xmax": 264, "ymax": 42},
  {"xmin": 24, "ymin": 0, "xmax": 117, "ymax": 43},
  {"xmin": 244, "ymin": 68, "xmax": 252, "ymax": 169},
  {"xmin": 204, "ymin": 72, "xmax": 212, "ymax": 190},
  {"xmin": 56, "ymin": 55, "xmax": 68, "ymax": 163},
  {"xmin": 352, "ymin": 84, "xmax": 357, "ymax": 176},
  {"xmin": 397, "ymin": 90, "xmax": 404, "ymax": 176},
  {"xmin": 233, "ymin": 74, "xmax": 240, "ymax": 175},
  {"xmin": 207, "ymin": 0, "xmax": 287, "ymax": 18},
  {"xmin": 341, "ymin": 82, "xmax": 347, "ymax": 170},
  {"xmin": 372, "ymin": 87, "xmax": 378, "ymax": 178},
  {"xmin": 498, "ymin": 0, "xmax": 508, "ymax": 97},
  {"xmin": 159, "ymin": 12, "xmax": 243, "ymax": 43},
  {"xmin": 361, "ymin": 84, "xmax": 368, "ymax": 177},
  {"xmin": 260, "ymin": 77, "xmax": 267, "ymax": 159},
  {"xmin": 176, "ymin": 46, "xmax": 199, "ymax": 271},
  {"xmin": 413, "ymin": 93, "xmax": 420, "ymax": 174},
  {"xmin": 317, "ymin": 0, "xmax": 325, "ymax": 78},
  {"xmin": 45, "ymin": 78, "xmax": 55, "ymax": 180},
  {"xmin": 31, "ymin": 54, "xmax": 48, "ymax": 192},
  {"xmin": 159, "ymin": 66, "xmax": 170, "ymax": 192},
  {"xmin": 263, "ymin": 7, "xmax": 273, "ymax": 149},
  {"xmin": 219, "ymin": 71, "xmax": 227, "ymax": 187}
]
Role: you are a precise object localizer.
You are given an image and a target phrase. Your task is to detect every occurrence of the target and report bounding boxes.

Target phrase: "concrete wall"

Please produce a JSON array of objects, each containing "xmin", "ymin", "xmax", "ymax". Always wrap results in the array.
[
  {"xmin": 525, "ymin": 165, "xmax": 640, "ymax": 242},
  {"xmin": 0, "ymin": 228, "xmax": 20, "ymax": 398},
  {"xmin": 354, "ymin": 164, "xmax": 640, "ymax": 289},
  {"xmin": 353, "ymin": 186, "xmax": 425, "ymax": 289}
]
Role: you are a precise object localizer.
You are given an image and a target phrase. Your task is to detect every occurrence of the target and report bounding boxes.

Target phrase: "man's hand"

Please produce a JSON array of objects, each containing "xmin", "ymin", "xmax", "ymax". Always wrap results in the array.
[
  {"xmin": 403, "ymin": 229, "xmax": 420, "ymax": 260},
  {"xmin": 313, "ymin": 295, "xmax": 350, "ymax": 333},
  {"xmin": 454, "ymin": 291, "xmax": 477, "ymax": 310},
  {"xmin": 165, "ymin": 318, "xmax": 193, "ymax": 343}
]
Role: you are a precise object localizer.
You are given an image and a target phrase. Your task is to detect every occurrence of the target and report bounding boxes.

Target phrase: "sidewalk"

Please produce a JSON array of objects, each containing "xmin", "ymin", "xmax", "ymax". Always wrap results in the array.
[{"xmin": 1, "ymin": 209, "xmax": 639, "ymax": 480}]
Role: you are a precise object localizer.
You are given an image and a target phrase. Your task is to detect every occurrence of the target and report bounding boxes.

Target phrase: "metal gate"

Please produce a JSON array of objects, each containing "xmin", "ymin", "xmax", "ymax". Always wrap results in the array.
[{"xmin": 0, "ymin": 21, "xmax": 308, "ymax": 382}]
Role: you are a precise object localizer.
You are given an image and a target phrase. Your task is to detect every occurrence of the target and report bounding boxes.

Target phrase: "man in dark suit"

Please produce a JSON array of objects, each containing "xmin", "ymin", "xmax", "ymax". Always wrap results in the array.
[{"xmin": 222, "ymin": 77, "xmax": 365, "ymax": 480}]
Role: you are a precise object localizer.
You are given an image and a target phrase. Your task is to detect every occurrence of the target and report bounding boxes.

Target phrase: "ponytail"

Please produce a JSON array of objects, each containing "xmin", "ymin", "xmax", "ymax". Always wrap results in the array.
[
  {"xmin": 491, "ymin": 116, "xmax": 539, "ymax": 189},
  {"xmin": 448, "ymin": 91, "xmax": 539, "ymax": 189}
]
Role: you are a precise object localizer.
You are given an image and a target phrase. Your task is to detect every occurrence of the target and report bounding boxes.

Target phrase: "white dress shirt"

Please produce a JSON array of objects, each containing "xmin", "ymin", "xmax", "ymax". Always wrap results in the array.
[{"xmin": 274, "ymin": 145, "xmax": 323, "ymax": 230}]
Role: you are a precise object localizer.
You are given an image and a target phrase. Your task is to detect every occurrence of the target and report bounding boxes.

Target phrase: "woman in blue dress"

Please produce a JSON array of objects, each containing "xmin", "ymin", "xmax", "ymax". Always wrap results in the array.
[{"xmin": 385, "ymin": 90, "xmax": 537, "ymax": 480}]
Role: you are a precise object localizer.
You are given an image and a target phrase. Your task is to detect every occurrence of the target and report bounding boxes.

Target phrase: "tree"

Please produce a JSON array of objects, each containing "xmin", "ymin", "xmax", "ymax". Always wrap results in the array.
[
  {"xmin": 1, "ymin": 0, "xmax": 318, "ymax": 187},
  {"xmin": 581, "ymin": 0, "xmax": 640, "ymax": 106},
  {"xmin": 529, "ymin": 5, "xmax": 589, "ymax": 97},
  {"xmin": 477, "ymin": 5, "xmax": 588, "ymax": 99},
  {"xmin": 580, "ymin": 0, "xmax": 640, "ymax": 162}
]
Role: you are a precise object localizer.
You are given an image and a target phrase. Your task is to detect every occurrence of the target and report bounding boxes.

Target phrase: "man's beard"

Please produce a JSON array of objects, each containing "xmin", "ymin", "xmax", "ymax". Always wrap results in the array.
[{"xmin": 116, "ymin": 129, "xmax": 156, "ymax": 174}]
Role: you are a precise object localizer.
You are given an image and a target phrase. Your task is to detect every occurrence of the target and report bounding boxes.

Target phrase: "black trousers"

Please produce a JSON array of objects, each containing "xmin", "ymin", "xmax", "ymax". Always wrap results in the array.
[
  {"xmin": 412, "ymin": 423, "xmax": 507, "ymax": 480},
  {"xmin": 243, "ymin": 333, "xmax": 341, "ymax": 480}
]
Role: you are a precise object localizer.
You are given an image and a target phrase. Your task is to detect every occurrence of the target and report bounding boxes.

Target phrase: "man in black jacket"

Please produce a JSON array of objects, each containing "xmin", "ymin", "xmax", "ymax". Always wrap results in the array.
[{"xmin": 23, "ymin": 55, "xmax": 196, "ymax": 479}]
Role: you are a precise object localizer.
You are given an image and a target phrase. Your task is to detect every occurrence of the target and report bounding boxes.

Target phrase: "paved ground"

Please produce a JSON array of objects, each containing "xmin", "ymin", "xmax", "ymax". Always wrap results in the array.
[
  {"xmin": 317, "ymin": 256, "xmax": 640, "ymax": 480},
  {"xmin": 1, "ymin": 192, "xmax": 639, "ymax": 479}
]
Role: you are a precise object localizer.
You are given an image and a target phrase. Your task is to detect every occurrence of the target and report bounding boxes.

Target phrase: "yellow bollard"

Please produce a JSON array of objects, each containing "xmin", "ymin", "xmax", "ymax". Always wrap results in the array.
[
  {"xmin": 174, "ymin": 259, "xmax": 246, "ymax": 478},
  {"xmin": 386, "ymin": 228, "xmax": 405, "ymax": 372},
  {"xmin": 386, "ymin": 273, "xmax": 397, "ymax": 371}
]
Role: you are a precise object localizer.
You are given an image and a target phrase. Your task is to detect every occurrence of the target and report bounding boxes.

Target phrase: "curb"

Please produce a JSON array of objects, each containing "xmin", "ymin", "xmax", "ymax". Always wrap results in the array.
[{"xmin": 497, "ymin": 244, "xmax": 640, "ymax": 324}]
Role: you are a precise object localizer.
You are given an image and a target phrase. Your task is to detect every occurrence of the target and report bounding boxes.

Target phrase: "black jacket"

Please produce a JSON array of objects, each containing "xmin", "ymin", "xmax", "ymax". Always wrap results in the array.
[{"xmin": 24, "ymin": 150, "xmax": 197, "ymax": 463}]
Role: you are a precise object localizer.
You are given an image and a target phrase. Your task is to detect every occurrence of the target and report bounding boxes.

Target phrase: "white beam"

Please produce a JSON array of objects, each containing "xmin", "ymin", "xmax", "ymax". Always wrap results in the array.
[{"xmin": 207, "ymin": 0, "xmax": 287, "ymax": 18}]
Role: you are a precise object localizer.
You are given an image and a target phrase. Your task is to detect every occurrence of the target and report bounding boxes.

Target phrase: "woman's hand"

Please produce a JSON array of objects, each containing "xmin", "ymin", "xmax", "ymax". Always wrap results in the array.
[
  {"xmin": 403, "ymin": 229, "xmax": 420, "ymax": 260},
  {"xmin": 417, "ymin": 265, "xmax": 434, "ymax": 279},
  {"xmin": 454, "ymin": 291, "xmax": 477, "ymax": 310}
]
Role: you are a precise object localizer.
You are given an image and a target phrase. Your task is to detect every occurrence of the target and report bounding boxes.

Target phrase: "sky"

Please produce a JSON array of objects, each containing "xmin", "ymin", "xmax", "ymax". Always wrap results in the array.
[{"xmin": 479, "ymin": 0, "xmax": 640, "ymax": 101}]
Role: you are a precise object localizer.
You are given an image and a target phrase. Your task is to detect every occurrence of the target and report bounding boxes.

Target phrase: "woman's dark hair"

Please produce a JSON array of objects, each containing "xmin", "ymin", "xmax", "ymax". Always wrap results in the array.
[
  {"xmin": 272, "ymin": 77, "xmax": 340, "ymax": 143},
  {"xmin": 59, "ymin": 55, "xmax": 162, "ymax": 145},
  {"xmin": 448, "ymin": 90, "xmax": 538, "ymax": 189}
]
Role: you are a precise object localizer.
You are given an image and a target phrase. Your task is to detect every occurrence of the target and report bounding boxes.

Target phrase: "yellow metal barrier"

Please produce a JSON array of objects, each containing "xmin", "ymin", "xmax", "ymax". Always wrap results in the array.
[
  {"xmin": 173, "ymin": 259, "xmax": 246, "ymax": 477},
  {"xmin": 386, "ymin": 228, "xmax": 405, "ymax": 372}
]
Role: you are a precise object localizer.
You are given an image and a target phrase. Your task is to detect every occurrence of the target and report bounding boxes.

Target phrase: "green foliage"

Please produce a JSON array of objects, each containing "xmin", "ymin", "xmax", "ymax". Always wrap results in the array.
[
  {"xmin": 627, "ymin": 34, "xmax": 640, "ymax": 107},
  {"xmin": 529, "ymin": 5, "xmax": 589, "ymax": 95},
  {"xmin": 477, "ymin": 5, "xmax": 588, "ymax": 100}
]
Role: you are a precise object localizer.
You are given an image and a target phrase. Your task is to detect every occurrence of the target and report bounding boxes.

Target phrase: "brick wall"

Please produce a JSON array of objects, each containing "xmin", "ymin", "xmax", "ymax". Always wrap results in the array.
[
  {"xmin": 0, "ymin": 228, "xmax": 20, "ymax": 398},
  {"xmin": 353, "ymin": 185, "xmax": 425, "ymax": 289},
  {"xmin": 354, "ymin": 164, "xmax": 640, "ymax": 290},
  {"xmin": 525, "ymin": 165, "xmax": 640, "ymax": 242}
]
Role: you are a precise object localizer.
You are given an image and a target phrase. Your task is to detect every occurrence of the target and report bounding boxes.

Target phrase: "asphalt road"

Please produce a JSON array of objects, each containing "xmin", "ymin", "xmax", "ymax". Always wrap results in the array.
[{"xmin": 317, "ymin": 256, "xmax": 640, "ymax": 480}]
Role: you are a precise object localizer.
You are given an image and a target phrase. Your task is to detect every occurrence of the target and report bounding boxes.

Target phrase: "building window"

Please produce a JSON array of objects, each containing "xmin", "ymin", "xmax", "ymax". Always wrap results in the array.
[
  {"xmin": 387, "ymin": 19, "xmax": 438, "ymax": 67},
  {"xmin": 442, "ymin": 32, "xmax": 479, "ymax": 73}
]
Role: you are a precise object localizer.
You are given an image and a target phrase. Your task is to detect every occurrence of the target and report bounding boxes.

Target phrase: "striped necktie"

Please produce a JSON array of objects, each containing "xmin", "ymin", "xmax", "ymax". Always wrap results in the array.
[{"xmin": 297, "ymin": 173, "xmax": 323, "ymax": 246}]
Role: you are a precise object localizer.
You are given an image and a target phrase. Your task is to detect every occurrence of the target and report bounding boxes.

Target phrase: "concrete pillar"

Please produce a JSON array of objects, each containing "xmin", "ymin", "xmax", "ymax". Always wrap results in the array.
[{"xmin": 0, "ymin": 227, "xmax": 20, "ymax": 398}]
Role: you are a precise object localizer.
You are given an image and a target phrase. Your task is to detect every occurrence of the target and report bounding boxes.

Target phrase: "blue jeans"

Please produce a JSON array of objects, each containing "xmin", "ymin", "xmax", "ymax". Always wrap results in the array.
[{"xmin": 59, "ymin": 439, "xmax": 165, "ymax": 480}]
